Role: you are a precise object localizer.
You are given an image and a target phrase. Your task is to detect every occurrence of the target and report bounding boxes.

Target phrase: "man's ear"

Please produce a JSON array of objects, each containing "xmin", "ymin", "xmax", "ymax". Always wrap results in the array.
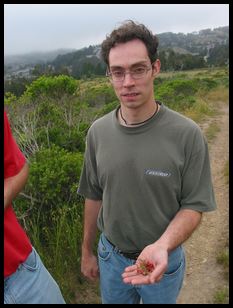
[{"xmin": 152, "ymin": 59, "xmax": 161, "ymax": 77}]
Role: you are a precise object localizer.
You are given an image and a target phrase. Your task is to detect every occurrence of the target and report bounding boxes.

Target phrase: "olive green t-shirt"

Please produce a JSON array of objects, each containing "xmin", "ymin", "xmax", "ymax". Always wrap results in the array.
[{"xmin": 78, "ymin": 103, "xmax": 216, "ymax": 252}]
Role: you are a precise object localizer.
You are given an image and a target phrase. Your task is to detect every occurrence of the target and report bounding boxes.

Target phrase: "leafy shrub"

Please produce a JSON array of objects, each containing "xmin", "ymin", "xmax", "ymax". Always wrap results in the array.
[
  {"xmin": 13, "ymin": 145, "xmax": 85, "ymax": 302},
  {"xmin": 36, "ymin": 100, "xmax": 64, "ymax": 127},
  {"xmin": 195, "ymin": 77, "xmax": 218, "ymax": 90},
  {"xmin": 95, "ymin": 100, "xmax": 119, "ymax": 117},
  {"xmin": 24, "ymin": 75, "xmax": 78, "ymax": 100},
  {"xmin": 4, "ymin": 92, "xmax": 17, "ymax": 105},
  {"xmin": 81, "ymin": 83, "xmax": 116, "ymax": 107},
  {"xmin": 15, "ymin": 145, "xmax": 84, "ymax": 220},
  {"xmin": 156, "ymin": 79, "xmax": 198, "ymax": 111},
  {"xmin": 36, "ymin": 124, "xmax": 86, "ymax": 152}
]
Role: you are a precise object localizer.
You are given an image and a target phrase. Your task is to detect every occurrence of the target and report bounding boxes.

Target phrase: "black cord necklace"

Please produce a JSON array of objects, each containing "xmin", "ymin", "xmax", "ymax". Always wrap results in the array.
[{"xmin": 119, "ymin": 101, "xmax": 158, "ymax": 126}]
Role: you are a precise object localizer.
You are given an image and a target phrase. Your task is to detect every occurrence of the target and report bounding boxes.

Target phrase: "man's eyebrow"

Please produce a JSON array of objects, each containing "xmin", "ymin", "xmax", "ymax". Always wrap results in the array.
[
  {"xmin": 130, "ymin": 61, "xmax": 149, "ymax": 67},
  {"xmin": 110, "ymin": 61, "xmax": 149, "ymax": 70}
]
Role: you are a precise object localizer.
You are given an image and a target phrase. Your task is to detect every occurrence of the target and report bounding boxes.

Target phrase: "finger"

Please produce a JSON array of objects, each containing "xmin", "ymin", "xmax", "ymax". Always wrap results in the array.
[
  {"xmin": 122, "ymin": 269, "xmax": 138, "ymax": 278},
  {"xmin": 156, "ymin": 274, "xmax": 163, "ymax": 282},
  {"xmin": 122, "ymin": 277, "xmax": 133, "ymax": 284},
  {"xmin": 122, "ymin": 275, "xmax": 148, "ymax": 284},
  {"xmin": 149, "ymin": 273, "xmax": 163, "ymax": 284},
  {"xmin": 123, "ymin": 272, "xmax": 153, "ymax": 285},
  {"xmin": 124, "ymin": 267, "xmax": 165, "ymax": 285},
  {"xmin": 124, "ymin": 264, "xmax": 138, "ymax": 272},
  {"xmin": 130, "ymin": 275, "xmax": 151, "ymax": 285},
  {"xmin": 149, "ymin": 265, "xmax": 166, "ymax": 282}
]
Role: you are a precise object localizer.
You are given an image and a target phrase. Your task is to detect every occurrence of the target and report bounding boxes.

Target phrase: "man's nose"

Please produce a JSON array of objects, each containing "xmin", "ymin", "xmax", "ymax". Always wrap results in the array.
[{"xmin": 122, "ymin": 72, "xmax": 135, "ymax": 86}]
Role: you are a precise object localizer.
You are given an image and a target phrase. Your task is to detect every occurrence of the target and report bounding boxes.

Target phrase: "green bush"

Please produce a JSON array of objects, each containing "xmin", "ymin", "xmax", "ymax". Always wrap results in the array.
[
  {"xmin": 95, "ymin": 100, "xmax": 119, "ymax": 117},
  {"xmin": 81, "ymin": 83, "xmax": 116, "ymax": 107},
  {"xmin": 36, "ymin": 124, "xmax": 86, "ymax": 152},
  {"xmin": 156, "ymin": 79, "xmax": 198, "ymax": 99},
  {"xmin": 24, "ymin": 75, "xmax": 78, "ymax": 100},
  {"xmin": 4, "ymin": 92, "xmax": 17, "ymax": 105},
  {"xmin": 30, "ymin": 145, "xmax": 83, "ymax": 205},
  {"xmin": 156, "ymin": 79, "xmax": 198, "ymax": 111},
  {"xmin": 15, "ymin": 145, "xmax": 83, "ymax": 220},
  {"xmin": 36, "ymin": 100, "xmax": 64, "ymax": 127},
  {"xmin": 13, "ymin": 145, "xmax": 85, "ymax": 302},
  {"xmin": 195, "ymin": 77, "xmax": 218, "ymax": 90}
]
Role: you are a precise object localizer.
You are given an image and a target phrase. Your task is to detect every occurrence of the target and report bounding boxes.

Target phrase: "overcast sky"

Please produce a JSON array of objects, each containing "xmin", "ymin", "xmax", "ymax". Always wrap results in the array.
[{"xmin": 4, "ymin": 4, "xmax": 229, "ymax": 56}]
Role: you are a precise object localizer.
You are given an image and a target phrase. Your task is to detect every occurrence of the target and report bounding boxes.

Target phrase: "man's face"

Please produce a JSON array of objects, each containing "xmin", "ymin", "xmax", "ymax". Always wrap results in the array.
[{"xmin": 108, "ymin": 39, "xmax": 160, "ymax": 109}]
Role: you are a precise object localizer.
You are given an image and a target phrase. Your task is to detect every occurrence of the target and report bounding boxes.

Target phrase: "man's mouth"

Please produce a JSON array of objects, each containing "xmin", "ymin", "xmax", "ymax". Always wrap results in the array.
[{"xmin": 122, "ymin": 92, "xmax": 139, "ymax": 97}]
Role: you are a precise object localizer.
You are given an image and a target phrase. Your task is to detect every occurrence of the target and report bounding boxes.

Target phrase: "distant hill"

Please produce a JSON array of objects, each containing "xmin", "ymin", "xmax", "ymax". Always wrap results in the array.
[
  {"xmin": 4, "ymin": 26, "xmax": 229, "ymax": 79},
  {"xmin": 5, "ymin": 48, "xmax": 76, "ymax": 66},
  {"xmin": 158, "ymin": 26, "xmax": 229, "ymax": 53},
  {"xmin": 4, "ymin": 49, "xmax": 76, "ymax": 79},
  {"xmin": 49, "ymin": 26, "xmax": 229, "ymax": 76}
]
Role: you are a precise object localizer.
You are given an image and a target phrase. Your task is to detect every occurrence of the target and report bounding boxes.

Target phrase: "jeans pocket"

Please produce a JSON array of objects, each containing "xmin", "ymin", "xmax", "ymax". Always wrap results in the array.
[
  {"xmin": 98, "ymin": 235, "xmax": 112, "ymax": 261},
  {"xmin": 21, "ymin": 248, "xmax": 39, "ymax": 272},
  {"xmin": 164, "ymin": 251, "xmax": 185, "ymax": 276},
  {"xmin": 163, "ymin": 247, "xmax": 185, "ymax": 277},
  {"xmin": 163, "ymin": 258, "xmax": 184, "ymax": 277}
]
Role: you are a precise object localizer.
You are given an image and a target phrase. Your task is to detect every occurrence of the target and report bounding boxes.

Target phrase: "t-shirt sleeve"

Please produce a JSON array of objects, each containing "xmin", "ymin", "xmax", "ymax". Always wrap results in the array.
[
  {"xmin": 4, "ymin": 111, "xmax": 26, "ymax": 179},
  {"xmin": 180, "ymin": 134, "xmax": 217, "ymax": 212},
  {"xmin": 77, "ymin": 130, "xmax": 103, "ymax": 200}
]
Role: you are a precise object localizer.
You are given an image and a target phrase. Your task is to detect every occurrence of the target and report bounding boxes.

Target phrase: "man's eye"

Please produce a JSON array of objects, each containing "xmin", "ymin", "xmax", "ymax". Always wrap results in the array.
[
  {"xmin": 133, "ymin": 67, "xmax": 145, "ymax": 74},
  {"xmin": 113, "ymin": 71, "xmax": 124, "ymax": 77}
]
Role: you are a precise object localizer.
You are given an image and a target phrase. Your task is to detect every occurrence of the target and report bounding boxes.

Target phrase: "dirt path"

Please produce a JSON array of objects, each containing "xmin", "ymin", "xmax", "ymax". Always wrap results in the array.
[{"xmin": 177, "ymin": 103, "xmax": 229, "ymax": 304}]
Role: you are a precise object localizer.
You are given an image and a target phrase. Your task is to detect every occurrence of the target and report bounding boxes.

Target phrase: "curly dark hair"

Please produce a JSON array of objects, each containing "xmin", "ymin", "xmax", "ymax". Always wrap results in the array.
[{"xmin": 101, "ymin": 20, "xmax": 159, "ymax": 67}]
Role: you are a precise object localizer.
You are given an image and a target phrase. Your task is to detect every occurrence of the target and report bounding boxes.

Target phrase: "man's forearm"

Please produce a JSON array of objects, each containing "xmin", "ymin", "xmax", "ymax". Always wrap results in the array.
[
  {"xmin": 156, "ymin": 209, "xmax": 202, "ymax": 253},
  {"xmin": 82, "ymin": 198, "xmax": 102, "ymax": 254},
  {"xmin": 4, "ymin": 162, "xmax": 29, "ymax": 210}
]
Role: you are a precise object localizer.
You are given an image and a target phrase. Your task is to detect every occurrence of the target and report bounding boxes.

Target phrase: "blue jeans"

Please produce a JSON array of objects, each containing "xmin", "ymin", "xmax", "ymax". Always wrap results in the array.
[
  {"xmin": 98, "ymin": 233, "xmax": 185, "ymax": 304},
  {"xmin": 4, "ymin": 247, "xmax": 65, "ymax": 304}
]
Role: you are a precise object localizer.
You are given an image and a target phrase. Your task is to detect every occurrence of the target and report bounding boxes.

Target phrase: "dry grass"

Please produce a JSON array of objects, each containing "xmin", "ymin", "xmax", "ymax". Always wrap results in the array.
[
  {"xmin": 204, "ymin": 122, "xmax": 221, "ymax": 143},
  {"xmin": 223, "ymin": 160, "xmax": 229, "ymax": 184},
  {"xmin": 71, "ymin": 280, "xmax": 101, "ymax": 304}
]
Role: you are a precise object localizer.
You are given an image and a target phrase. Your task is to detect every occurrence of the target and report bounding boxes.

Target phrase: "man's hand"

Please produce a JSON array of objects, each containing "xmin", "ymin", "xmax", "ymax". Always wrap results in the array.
[
  {"xmin": 122, "ymin": 243, "xmax": 168, "ymax": 285},
  {"xmin": 81, "ymin": 252, "xmax": 99, "ymax": 281}
]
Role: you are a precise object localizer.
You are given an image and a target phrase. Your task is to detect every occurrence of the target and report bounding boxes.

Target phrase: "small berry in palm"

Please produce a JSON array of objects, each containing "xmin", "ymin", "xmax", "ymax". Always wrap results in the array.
[{"xmin": 137, "ymin": 259, "xmax": 155, "ymax": 275}]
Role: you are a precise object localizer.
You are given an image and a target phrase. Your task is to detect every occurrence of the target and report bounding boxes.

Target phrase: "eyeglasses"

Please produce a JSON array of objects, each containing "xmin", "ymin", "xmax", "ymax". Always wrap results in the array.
[{"xmin": 106, "ymin": 63, "xmax": 154, "ymax": 82}]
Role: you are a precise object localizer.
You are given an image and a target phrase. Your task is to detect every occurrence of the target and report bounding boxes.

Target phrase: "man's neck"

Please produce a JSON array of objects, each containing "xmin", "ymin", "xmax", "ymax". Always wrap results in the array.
[{"xmin": 119, "ymin": 101, "xmax": 159, "ymax": 127}]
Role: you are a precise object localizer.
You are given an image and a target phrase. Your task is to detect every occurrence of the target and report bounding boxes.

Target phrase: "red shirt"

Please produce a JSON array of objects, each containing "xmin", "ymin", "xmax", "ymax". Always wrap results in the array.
[{"xmin": 4, "ymin": 111, "xmax": 32, "ymax": 277}]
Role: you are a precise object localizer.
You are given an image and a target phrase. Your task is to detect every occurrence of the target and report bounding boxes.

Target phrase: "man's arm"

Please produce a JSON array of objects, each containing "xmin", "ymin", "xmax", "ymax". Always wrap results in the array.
[
  {"xmin": 81, "ymin": 198, "xmax": 102, "ymax": 281},
  {"xmin": 156, "ymin": 208, "xmax": 202, "ymax": 252},
  {"xmin": 4, "ymin": 162, "xmax": 29, "ymax": 211},
  {"xmin": 122, "ymin": 209, "xmax": 202, "ymax": 284}
]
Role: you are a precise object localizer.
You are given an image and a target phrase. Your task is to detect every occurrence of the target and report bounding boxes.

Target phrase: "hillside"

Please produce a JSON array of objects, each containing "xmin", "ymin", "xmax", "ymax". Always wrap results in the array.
[
  {"xmin": 158, "ymin": 26, "xmax": 228, "ymax": 54},
  {"xmin": 48, "ymin": 26, "xmax": 229, "ymax": 77},
  {"xmin": 4, "ymin": 26, "xmax": 228, "ymax": 80},
  {"xmin": 4, "ymin": 48, "xmax": 76, "ymax": 66}
]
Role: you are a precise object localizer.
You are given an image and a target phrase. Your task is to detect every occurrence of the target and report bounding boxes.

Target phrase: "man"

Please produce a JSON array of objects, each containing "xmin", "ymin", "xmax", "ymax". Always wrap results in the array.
[
  {"xmin": 4, "ymin": 110, "xmax": 65, "ymax": 304},
  {"xmin": 78, "ymin": 20, "xmax": 216, "ymax": 304}
]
